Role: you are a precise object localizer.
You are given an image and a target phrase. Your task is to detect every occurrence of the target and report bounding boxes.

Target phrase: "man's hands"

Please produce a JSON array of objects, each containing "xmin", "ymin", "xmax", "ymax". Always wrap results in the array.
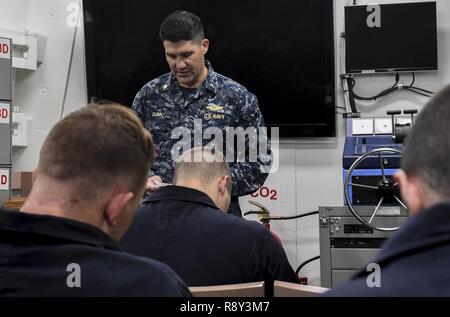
[
  {"xmin": 146, "ymin": 175, "xmax": 171, "ymax": 193},
  {"xmin": 146, "ymin": 175, "xmax": 164, "ymax": 193}
]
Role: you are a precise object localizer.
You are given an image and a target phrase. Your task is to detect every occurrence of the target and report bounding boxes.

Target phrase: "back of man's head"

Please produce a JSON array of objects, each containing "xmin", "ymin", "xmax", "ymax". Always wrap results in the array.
[
  {"xmin": 173, "ymin": 147, "xmax": 232, "ymax": 212},
  {"xmin": 399, "ymin": 85, "xmax": 450, "ymax": 210},
  {"xmin": 37, "ymin": 103, "xmax": 153, "ymax": 199},
  {"xmin": 159, "ymin": 10, "xmax": 205, "ymax": 43}
]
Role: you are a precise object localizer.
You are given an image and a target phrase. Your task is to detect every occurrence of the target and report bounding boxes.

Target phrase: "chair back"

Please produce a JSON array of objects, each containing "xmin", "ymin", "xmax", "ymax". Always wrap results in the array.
[
  {"xmin": 273, "ymin": 280, "xmax": 329, "ymax": 297},
  {"xmin": 189, "ymin": 281, "xmax": 265, "ymax": 297}
]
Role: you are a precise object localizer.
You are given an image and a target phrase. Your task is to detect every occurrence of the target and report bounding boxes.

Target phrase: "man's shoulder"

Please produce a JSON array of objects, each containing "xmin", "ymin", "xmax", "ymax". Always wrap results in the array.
[
  {"xmin": 214, "ymin": 71, "xmax": 254, "ymax": 97},
  {"xmin": 323, "ymin": 275, "xmax": 374, "ymax": 296},
  {"xmin": 136, "ymin": 200, "xmax": 271, "ymax": 241},
  {"xmin": 139, "ymin": 73, "xmax": 172, "ymax": 93},
  {"xmin": 205, "ymin": 209, "xmax": 269, "ymax": 236},
  {"xmin": 108, "ymin": 247, "xmax": 171, "ymax": 273},
  {"xmin": 100, "ymin": 249, "xmax": 189, "ymax": 295}
]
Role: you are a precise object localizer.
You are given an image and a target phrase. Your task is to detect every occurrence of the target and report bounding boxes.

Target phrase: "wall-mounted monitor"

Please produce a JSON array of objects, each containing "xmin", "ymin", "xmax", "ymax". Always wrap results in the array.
[
  {"xmin": 83, "ymin": 0, "xmax": 336, "ymax": 137},
  {"xmin": 345, "ymin": 1, "xmax": 438, "ymax": 74}
]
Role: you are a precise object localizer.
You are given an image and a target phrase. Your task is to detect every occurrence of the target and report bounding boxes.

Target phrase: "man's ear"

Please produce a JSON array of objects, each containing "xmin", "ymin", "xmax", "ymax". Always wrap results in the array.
[
  {"xmin": 218, "ymin": 175, "xmax": 229, "ymax": 196},
  {"xmin": 394, "ymin": 170, "xmax": 424, "ymax": 215},
  {"xmin": 104, "ymin": 192, "xmax": 134, "ymax": 227},
  {"xmin": 201, "ymin": 38, "xmax": 209, "ymax": 55}
]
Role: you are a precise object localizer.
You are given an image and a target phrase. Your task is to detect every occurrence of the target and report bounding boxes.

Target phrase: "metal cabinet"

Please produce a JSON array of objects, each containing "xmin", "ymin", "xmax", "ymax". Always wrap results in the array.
[{"xmin": 0, "ymin": 37, "xmax": 12, "ymax": 206}]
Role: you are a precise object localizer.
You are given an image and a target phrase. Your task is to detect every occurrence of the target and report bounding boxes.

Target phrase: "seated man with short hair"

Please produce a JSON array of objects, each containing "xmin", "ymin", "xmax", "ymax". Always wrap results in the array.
[
  {"xmin": 121, "ymin": 147, "xmax": 299, "ymax": 293},
  {"xmin": 0, "ymin": 103, "xmax": 190, "ymax": 296},
  {"xmin": 326, "ymin": 85, "xmax": 450, "ymax": 296}
]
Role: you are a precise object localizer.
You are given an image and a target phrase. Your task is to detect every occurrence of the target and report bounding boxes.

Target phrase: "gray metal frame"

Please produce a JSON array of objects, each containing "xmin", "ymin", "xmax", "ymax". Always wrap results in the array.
[
  {"xmin": 0, "ymin": 37, "xmax": 12, "ymax": 206},
  {"xmin": 319, "ymin": 206, "xmax": 408, "ymax": 288},
  {"xmin": 0, "ymin": 166, "xmax": 11, "ymax": 205},
  {"xmin": 0, "ymin": 38, "xmax": 12, "ymax": 101},
  {"xmin": 0, "ymin": 101, "xmax": 11, "ymax": 165}
]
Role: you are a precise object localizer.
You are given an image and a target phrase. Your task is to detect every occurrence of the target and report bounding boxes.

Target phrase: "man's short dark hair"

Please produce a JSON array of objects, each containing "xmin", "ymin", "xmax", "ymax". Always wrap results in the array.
[
  {"xmin": 173, "ymin": 147, "xmax": 232, "ymax": 193},
  {"xmin": 38, "ymin": 103, "xmax": 154, "ymax": 199},
  {"xmin": 401, "ymin": 85, "xmax": 450, "ymax": 198},
  {"xmin": 159, "ymin": 10, "xmax": 205, "ymax": 43}
]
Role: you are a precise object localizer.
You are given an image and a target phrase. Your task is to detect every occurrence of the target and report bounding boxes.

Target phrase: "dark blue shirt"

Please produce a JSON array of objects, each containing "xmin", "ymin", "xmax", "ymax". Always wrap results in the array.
[
  {"xmin": 0, "ymin": 208, "xmax": 191, "ymax": 297},
  {"xmin": 325, "ymin": 202, "xmax": 450, "ymax": 296},
  {"xmin": 120, "ymin": 186, "xmax": 299, "ymax": 289}
]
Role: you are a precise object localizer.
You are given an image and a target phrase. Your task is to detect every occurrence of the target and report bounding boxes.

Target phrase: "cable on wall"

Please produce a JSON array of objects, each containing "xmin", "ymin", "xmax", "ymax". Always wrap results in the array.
[{"xmin": 349, "ymin": 72, "xmax": 434, "ymax": 101}]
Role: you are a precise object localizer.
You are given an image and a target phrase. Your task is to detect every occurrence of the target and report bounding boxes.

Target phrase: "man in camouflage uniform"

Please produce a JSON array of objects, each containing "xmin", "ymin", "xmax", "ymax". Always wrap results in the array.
[{"xmin": 133, "ymin": 10, "xmax": 272, "ymax": 216}]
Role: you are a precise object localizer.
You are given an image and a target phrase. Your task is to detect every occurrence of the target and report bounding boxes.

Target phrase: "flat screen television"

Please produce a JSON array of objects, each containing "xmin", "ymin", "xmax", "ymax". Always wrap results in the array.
[
  {"xmin": 345, "ymin": 2, "xmax": 438, "ymax": 74},
  {"xmin": 83, "ymin": 0, "xmax": 336, "ymax": 137}
]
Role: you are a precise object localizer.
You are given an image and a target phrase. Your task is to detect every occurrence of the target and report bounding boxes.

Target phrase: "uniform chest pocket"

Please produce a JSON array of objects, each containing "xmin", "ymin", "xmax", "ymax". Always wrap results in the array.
[
  {"xmin": 145, "ymin": 112, "xmax": 174, "ymax": 134},
  {"xmin": 145, "ymin": 113, "xmax": 177, "ymax": 158}
]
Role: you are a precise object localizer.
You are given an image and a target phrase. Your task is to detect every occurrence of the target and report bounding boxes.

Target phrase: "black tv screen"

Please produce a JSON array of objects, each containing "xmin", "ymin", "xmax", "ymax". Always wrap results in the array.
[
  {"xmin": 83, "ymin": 0, "xmax": 336, "ymax": 137},
  {"xmin": 345, "ymin": 2, "xmax": 438, "ymax": 74}
]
